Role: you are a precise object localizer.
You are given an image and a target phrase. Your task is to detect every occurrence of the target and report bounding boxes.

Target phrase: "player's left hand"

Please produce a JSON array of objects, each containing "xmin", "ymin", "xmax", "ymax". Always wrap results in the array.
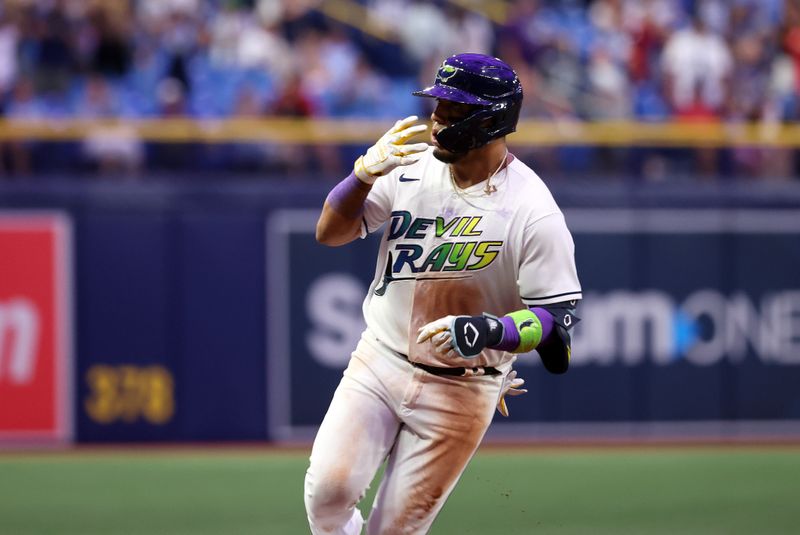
[
  {"xmin": 416, "ymin": 314, "xmax": 504, "ymax": 359},
  {"xmin": 497, "ymin": 369, "xmax": 527, "ymax": 417},
  {"xmin": 355, "ymin": 116, "xmax": 429, "ymax": 184}
]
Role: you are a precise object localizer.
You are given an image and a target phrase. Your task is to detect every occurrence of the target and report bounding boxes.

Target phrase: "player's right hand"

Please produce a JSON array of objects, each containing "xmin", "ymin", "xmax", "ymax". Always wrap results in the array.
[{"xmin": 354, "ymin": 116, "xmax": 428, "ymax": 184}]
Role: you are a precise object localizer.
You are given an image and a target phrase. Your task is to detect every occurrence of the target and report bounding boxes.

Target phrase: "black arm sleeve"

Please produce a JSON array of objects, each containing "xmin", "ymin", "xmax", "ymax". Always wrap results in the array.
[{"xmin": 534, "ymin": 300, "xmax": 580, "ymax": 374}]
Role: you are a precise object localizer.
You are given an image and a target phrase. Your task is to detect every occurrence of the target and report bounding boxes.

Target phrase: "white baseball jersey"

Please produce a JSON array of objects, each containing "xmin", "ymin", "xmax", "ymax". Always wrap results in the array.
[{"xmin": 359, "ymin": 147, "xmax": 582, "ymax": 368}]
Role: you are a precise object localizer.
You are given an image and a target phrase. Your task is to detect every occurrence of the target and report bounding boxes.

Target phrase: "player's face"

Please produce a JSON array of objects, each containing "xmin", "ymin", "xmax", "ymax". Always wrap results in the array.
[{"xmin": 430, "ymin": 99, "xmax": 477, "ymax": 163}]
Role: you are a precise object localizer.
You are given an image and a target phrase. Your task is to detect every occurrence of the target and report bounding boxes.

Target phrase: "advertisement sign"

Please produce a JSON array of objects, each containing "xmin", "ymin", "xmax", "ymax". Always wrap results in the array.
[
  {"xmin": 267, "ymin": 209, "xmax": 800, "ymax": 441},
  {"xmin": 267, "ymin": 210, "xmax": 379, "ymax": 440},
  {"xmin": 74, "ymin": 213, "xmax": 180, "ymax": 442},
  {"xmin": 0, "ymin": 213, "xmax": 72, "ymax": 443},
  {"xmin": 74, "ymin": 211, "xmax": 268, "ymax": 442}
]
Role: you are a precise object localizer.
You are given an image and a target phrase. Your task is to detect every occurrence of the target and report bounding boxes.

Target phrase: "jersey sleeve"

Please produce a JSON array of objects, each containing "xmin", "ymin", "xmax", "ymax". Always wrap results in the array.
[
  {"xmin": 518, "ymin": 212, "xmax": 582, "ymax": 307},
  {"xmin": 360, "ymin": 171, "xmax": 397, "ymax": 238}
]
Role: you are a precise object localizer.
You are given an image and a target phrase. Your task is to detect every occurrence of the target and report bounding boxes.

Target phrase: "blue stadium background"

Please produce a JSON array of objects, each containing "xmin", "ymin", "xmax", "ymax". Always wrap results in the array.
[{"xmin": 1, "ymin": 0, "xmax": 799, "ymax": 444}]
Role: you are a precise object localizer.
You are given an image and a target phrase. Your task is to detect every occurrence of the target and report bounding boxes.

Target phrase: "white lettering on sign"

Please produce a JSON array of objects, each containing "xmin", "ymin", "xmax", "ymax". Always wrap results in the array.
[
  {"xmin": 567, "ymin": 289, "xmax": 800, "ymax": 367},
  {"xmin": 305, "ymin": 274, "xmax": 366, "ymax": 368},
  {"xmin": 0, "ymin": 298, "xmax": 40, "ymax": 384}
]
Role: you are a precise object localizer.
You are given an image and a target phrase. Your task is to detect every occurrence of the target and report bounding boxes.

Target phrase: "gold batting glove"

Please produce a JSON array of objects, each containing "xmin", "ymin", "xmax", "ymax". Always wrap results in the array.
[
  {"xmin": 354, "ymin": 115, "xmax": 428, "ymax": 184},
  {"xmin": 497, "ymin": 370, "xmax": 527, "ymax": 417}
]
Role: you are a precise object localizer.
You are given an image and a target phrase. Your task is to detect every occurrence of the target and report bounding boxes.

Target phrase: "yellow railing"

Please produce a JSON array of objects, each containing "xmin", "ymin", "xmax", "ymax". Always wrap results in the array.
[
  {"xmin": 513, "ymin": 120, "xmax": 800, "ymax": 148},
  {"xmin": 315, "ymin": 0, "xmax": 511, "ymax": 45},
  {"xmin": 316, "ymin": 0, "xmax": 399, "ymax": 43},
  {"xmin": 1, "ymin": 118, "xmax": 800, "ymax": 147},
  {"xmin": 445, "ymin": 0, "xmax": 510, "ymax": 24}
]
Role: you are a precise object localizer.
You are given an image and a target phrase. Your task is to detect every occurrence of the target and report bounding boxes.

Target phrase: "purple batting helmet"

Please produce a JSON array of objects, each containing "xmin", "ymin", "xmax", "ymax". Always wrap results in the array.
[{"xmin": 413, "ymin": 53, "xmax": 523, "ymax": 153}]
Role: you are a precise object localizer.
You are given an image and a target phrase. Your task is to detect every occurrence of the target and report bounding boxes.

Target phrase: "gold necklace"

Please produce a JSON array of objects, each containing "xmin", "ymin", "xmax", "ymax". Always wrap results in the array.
[{"xmin": 449, "ymin": 149, "xmax": 508, "ymax": 197}]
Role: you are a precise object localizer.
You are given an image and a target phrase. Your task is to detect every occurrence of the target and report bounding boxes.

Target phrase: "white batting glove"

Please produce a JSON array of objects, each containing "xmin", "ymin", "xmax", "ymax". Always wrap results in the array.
[
  {"xmin": 416, "ymin": 315, "xmax": 458, "ymax": 359},
  {"xmin": 354, "ymin": 116, "xmax": 428, "ymax": 184},
  {"xmin": 417, "ymin": 313, "xmax": 504, "ymax": 359},
  {"xmin": 497, "ymin": 370, "xmax": 527, "ymax": 417}
]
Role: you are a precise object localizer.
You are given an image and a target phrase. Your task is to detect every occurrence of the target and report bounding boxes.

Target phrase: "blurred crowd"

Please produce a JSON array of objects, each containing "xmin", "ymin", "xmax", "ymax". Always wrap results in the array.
[{"xmin": 0, "ymin": 0, "xmax": 798, "ymax": 179}]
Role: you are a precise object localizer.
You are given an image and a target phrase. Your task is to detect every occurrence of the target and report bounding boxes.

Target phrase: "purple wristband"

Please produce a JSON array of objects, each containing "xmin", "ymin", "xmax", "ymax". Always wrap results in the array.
[
  {"xmin": 326, "ymin": 172, "xmax": 369, "ymax": 219},
  {"xmin": 493, "ymin": 308, "xmax": 554, "ymax": 352}
]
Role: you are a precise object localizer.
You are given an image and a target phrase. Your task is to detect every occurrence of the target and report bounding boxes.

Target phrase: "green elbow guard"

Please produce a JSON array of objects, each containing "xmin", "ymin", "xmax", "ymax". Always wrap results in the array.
[{"xmin": 506, "ymin": 309, "xmax": 543, "ymax": 353}]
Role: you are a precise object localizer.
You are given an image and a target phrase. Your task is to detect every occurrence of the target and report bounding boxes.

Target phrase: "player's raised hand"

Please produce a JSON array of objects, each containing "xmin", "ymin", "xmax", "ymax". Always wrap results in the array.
[
  {"xmin": 354, "ymin": 116, "xmax": 429, "ymax": 184},
  {"xmin": 497, "ymin": 369, "xmax": 527, "ymax": 417}
]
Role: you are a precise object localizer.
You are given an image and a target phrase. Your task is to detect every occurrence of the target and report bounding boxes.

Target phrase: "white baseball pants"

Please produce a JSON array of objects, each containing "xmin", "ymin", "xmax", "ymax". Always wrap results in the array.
[{"xmin": 304, "ymin": 333, "xmax": 503, "ymax": 534}]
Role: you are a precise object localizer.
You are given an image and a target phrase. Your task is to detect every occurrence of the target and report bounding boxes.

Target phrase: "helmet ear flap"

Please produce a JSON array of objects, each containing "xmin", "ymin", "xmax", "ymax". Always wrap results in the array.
[
  {"xmin": 485, "ymin": 99, "xmax": 522, "ymax": 139},
  {"xmin": 434, "ymin": 107, "xmax": 495, "ymax": 153},
  {"xmin": 434, "ymin": 99, "xmax": 522, "ymax": 154}
]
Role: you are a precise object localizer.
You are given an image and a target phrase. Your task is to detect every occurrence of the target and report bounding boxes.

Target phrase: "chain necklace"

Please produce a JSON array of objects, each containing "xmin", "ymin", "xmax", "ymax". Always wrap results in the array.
[{"xmin": 448, "ymin": 149, "xmax": 508, "ymax": 198}]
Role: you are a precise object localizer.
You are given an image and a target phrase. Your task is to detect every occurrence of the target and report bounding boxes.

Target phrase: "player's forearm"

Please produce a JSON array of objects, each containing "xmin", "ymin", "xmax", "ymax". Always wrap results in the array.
[
  {"xmin": 417, "ymin": 306, "xmax": 570, "ymax": 357},
  {"xmin": 492, "ymin": 308, "xmax": 554, "ymax": 352},
  {"xmin": 316, "ymin": 172, "xmax": 371, "ymax": 246}
]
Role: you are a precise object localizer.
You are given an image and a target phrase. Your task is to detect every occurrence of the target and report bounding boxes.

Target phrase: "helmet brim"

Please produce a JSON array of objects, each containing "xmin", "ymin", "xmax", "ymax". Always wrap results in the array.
[{"xmin": 412, "ymin": 85, "xmax": 492, "ymax": 106}]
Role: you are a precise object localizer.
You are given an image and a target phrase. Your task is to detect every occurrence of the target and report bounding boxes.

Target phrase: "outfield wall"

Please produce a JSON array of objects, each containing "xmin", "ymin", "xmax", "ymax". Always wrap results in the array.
[{"xmin": 1, "ymin": 179, "xmax": 799, "ymax": 443}]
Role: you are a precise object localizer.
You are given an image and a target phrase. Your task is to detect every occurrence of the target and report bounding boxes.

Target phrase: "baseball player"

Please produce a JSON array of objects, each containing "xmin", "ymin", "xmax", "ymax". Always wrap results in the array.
[{"xmin": 305, "ymin": 53, "xmax": 581, "ymax": 534}]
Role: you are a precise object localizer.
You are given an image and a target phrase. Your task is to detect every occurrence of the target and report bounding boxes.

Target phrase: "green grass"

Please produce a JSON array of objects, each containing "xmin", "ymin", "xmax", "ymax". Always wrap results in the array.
[{"xmin": 0, "ymin": 447, "xmax": 798, "ymax": 534}]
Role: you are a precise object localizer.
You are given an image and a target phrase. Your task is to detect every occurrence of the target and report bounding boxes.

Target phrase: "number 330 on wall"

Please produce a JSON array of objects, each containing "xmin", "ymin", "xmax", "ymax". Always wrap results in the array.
[{"xmin": 84, "ymin": 365, "xmax": 175, "ymax": 425}]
